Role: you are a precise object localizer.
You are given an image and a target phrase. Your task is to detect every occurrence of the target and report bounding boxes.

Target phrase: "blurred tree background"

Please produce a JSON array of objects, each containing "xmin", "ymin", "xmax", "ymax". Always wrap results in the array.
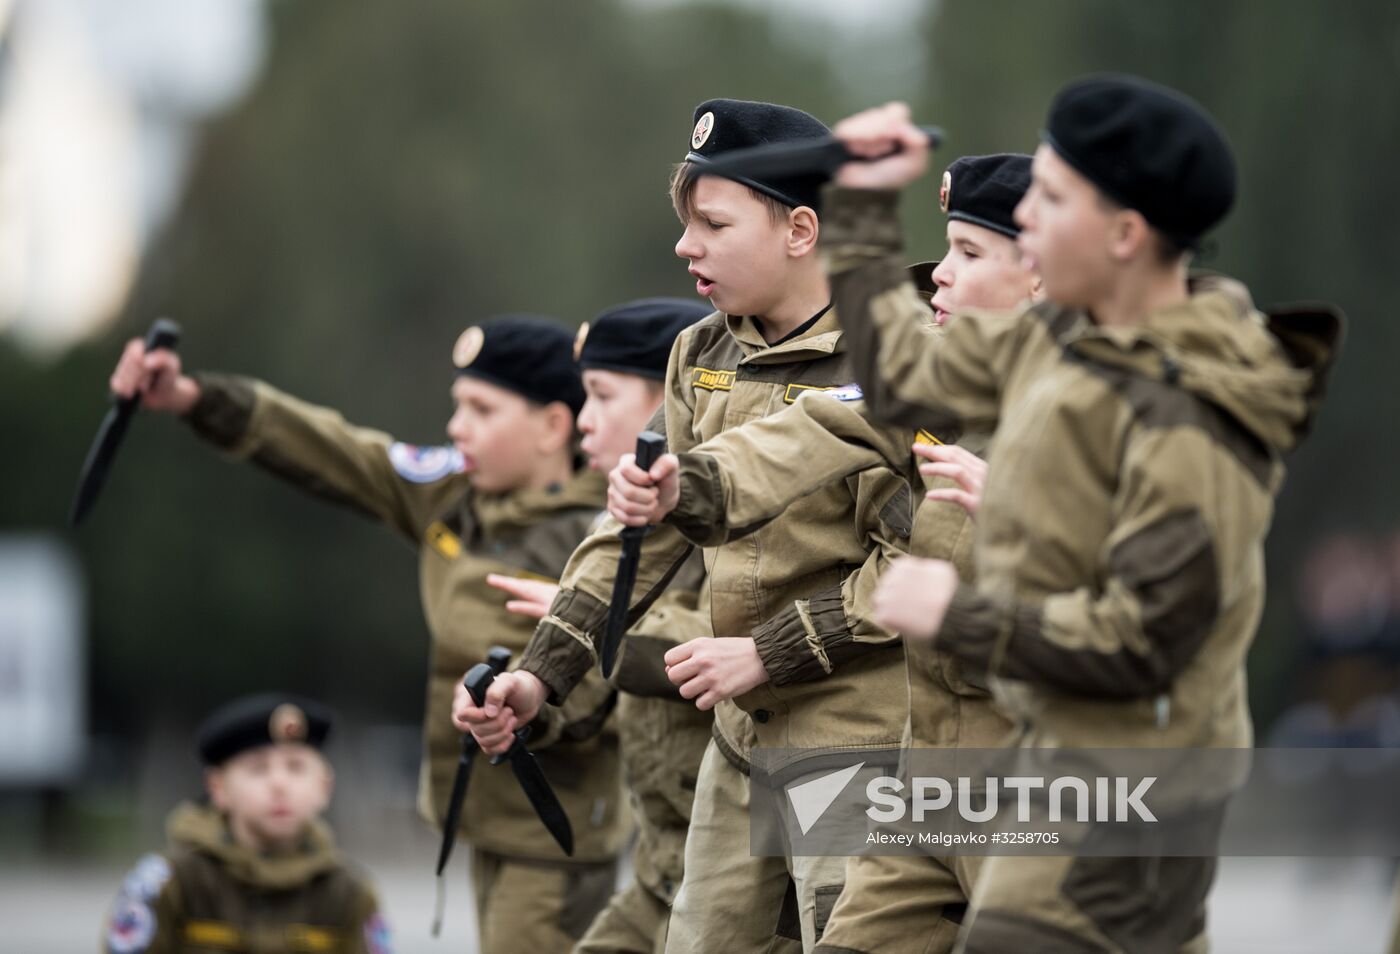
[{"xmin": 2, "ymin": 0, "xmax": 1396, "ymax": 779}]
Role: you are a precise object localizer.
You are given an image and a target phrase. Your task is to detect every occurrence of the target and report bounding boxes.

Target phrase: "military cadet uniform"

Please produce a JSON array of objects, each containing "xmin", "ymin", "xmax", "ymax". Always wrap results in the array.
[
  {"xmin": 102, "ymin": 695, "xmax": 389, "ymax": 954},
  {"xmin": 632, "ymin": 155, "xmax": 1035, "ymax": 954},
  {"xmin": 516, "ymin": 100, "xmax": 915, "ymax": 952},
  {"xmin": 815, "ymin": 77, "xmax": 1344, "ymax": 952},
  {"xmin": 180, "ymin": 318, "xmax": 629, "ymax": 953},
  {"xmin": 564, "ymin": 298, "xmax": 718, "ymax": 954}
]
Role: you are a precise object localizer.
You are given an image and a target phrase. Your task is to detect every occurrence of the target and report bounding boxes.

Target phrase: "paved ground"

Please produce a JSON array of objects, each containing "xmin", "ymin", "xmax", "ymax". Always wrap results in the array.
[{"xmin": 5, "ymin": 853, "xmax": 1394, "ymax": 953}]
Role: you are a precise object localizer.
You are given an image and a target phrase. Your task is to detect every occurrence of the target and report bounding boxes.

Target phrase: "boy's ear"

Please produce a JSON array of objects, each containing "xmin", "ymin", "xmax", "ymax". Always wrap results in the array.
[
  {"xmin": 786, "ymin": 206, "xmax": 820, "ymax": 258},
  {"xmin": 1107, "ymin": 208, "xmax": 1152, "ymax": 263},
  {"xmin": 318, "ymin": 759, "xmax": 336, "ymax": 807},
  {"xmin": 537, "ymin": 401, "xmax": 576, "ymax": 455},
  {"xmin": 205, "ymin": 767, "xmax": 226, "ymax": 810}
]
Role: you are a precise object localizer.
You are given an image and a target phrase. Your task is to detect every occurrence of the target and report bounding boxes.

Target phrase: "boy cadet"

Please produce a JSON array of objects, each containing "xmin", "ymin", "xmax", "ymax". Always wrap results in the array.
[
  {"xmin": 470, "ymin": 298, "xmax": 716, "ymax": 953},
  {"xmin": 607, "ymin": 154, "xmax": 1036, "ymax": 954},
  {"xmin": 797, "ymin": 78, "xmax": 1341, "ymax": 951},
  {"xmin": 459, "ymin": 99, "xmax": 915, "ymax": 951},
  {"xmin": 102, "ymin": 694, "xmax": 389, "ymax": 954},
  {"xmin": 108, "ymin": 317, "xmax": 628, "ymax": 953}
]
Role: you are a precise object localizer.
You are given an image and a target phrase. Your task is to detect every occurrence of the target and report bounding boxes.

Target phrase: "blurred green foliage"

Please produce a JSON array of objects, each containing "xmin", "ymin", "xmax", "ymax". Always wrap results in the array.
[{"xmin": 2, "ymin": 0, "xmax": 1396, "ymax": 741}]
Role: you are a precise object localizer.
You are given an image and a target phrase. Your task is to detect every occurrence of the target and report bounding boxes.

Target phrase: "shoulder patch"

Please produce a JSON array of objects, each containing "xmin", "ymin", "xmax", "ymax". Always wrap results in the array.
[
  {"xmin": 424, "ymin": 521, "xmax": 463, "ymax": 561},
  {"xmin": 364, "ymin": 912, "xmax": 393, "ymax": 954},
  {"xmin": 121, "ymin": 853, "xmax": 171, "ymax": 902},
  {"xmin": 106, "ymin": 895, "xmax": 157, "ymax": 954},
  {"xmin": 389, "ymin": 443, "xmax": 466, "ymax": 483}
]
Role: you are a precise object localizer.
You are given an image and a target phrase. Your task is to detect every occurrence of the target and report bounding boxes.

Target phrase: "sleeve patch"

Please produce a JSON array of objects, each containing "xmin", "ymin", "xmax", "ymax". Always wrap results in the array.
[
  {"xmin": 784, "ymin": 382, "xmax": 864, "ymax": 405},
  {"xmin": 106, "ymin": 896, "xmax": 157, "ymax": 954},
  {"xmin": 364, "ymin": 912, "xmax": 393, "ymax": 954},
  {"xmin": 388, "ymin": 443, "xmax": 466, "ymax": 483},
  {"xmin": 121, "ymin": 853, "xmax": 171, "ymax": 902}
]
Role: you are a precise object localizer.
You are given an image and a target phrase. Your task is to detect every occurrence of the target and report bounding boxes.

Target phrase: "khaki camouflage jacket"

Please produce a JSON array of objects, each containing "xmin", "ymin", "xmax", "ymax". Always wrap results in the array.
[
  {"xmin": 185, "ymin": 376, "xmax": 628, "ymax": 862},
  {"xmin": 820, "ymin": 185, "xmax": 1343, "ymax": 750},
  {"xmin": 516, "ymin": 308, "xmax": 913, "ymax": 770},
  {"xmin": 103, "ymin": 802, "xmax": 386, "ymax": 954}
]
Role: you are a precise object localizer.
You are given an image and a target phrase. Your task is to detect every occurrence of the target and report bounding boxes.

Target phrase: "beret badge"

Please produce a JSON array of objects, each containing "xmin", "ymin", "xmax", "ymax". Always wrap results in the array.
[
  {"xmin": 453, "ymin": 326, "xmax": 485, "ymax": 369},
  {"xmin": 691, "ymin": 111, "xmax": 715, "ymax": 150}
]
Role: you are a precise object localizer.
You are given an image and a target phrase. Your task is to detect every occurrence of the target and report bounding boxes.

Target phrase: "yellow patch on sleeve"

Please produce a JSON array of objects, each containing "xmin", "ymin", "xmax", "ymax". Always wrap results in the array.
[
  {"xmin": 287, "ymin": 924, "xmax": 341, "ymax": 951},
  {"xmin": 183, "ymin": 920, "xmax": 243, "ymax": 949},
  {"xmin": 691, "ymin": 367, "xmax": 735, "ymax": 391},
  {"xmin": 782, "ymin": 383, "xmax": 835, "ymax": 404},
  {"xmin": 425, "ymin": 521, "xmax": 462, "ymax": 560},
  {"xmin": 914, "ymin": 429, "xmax": 943, "ymax": 446}
]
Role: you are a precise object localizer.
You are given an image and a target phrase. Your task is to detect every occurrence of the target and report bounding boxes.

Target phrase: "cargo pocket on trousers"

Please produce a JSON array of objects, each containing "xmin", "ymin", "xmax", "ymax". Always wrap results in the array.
[{"xmin": 813, "ymin": 883, "xmax": 844, "ymax": 942}]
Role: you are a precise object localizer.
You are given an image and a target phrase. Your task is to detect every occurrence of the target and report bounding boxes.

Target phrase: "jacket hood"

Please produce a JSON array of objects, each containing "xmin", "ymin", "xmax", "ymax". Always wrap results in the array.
[{"xmin": 1071, "ymin": 274, "xmax": 1344, "ymax": 453}]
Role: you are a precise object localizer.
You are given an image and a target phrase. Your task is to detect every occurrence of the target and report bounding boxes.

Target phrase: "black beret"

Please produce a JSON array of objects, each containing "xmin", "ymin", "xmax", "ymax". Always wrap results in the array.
[
  {"xmin": 684, "ymin": 98, "xmax": 830, "ymax": 213},
  {"xmin": 196, "ymin": 693, "xmax": 333, "ymax": 766},
  {"xmin": 939, "ymin": 153, "xmax": 1032, "ymax": 239},
  {"xmin": 1043, "ymin": 74, "xmax": 1236, "ymax": 246},
  {"xmin": 453, "ymin": 315, "xmax": 586, "ymax": 417},
  {"xmin": 575, "ymin": 298, "xmax": 711, "ymax": 380}
]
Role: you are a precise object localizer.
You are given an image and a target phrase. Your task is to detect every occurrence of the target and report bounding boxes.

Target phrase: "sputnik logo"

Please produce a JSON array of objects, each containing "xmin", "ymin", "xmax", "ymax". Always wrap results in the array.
[{"xmin": 786, "ymin": 762, "xmax": 865, "ymax": 835}]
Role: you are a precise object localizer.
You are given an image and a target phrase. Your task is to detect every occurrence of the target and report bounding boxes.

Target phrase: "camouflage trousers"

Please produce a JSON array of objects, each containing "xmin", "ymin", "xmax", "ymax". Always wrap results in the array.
[
  {"xmin": 470, "ymin": 849, "xmax": 617, "ymax": 954},
  {"xmin": 573, "ymin": 878, "xmax": 670, "ymax": 954},
  {"xmin": 664, "ymin": 739, "xmax": 842, "ymax": 953},
  {"xmin": 814, "ymin": 853, "xmax": 982, "ymax": 954},
  {"xmin": 955, "ymin": 854, "xmax": 1214, "ymax": 953}
]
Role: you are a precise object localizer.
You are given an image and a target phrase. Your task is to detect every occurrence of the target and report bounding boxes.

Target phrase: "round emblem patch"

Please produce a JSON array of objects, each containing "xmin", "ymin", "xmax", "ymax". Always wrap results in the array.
[
  {"xmin": 106, "ymin": 895, "xmax": 156, "ymax": 954},
  {"xmin": 269, "ymin": 703, "xmax": 307, "ymax": 743},
  {"xmin": 364, "ymin": 912, "xmax": 393, "ymax": 954},
  {"xmin": 573, "ymin": 322, "xmax": 590, "ymax": 362},
  {"xmin": 388, "ymin": 443, "xmax": 467, "ymax": 483},
  {"xmin": 939, "ymin": 169, "xmax": 952, "ymax": 214},
  {"xmin": 453, "ymin": 326, "xmax": 484, "ymax": 368},
  {"xmin": 691, "ymin": 111, "xmax": 715, "ymax": 150}
]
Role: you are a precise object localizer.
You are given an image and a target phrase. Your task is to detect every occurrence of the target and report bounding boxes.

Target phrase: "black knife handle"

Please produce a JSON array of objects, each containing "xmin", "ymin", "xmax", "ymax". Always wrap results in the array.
[
  {"xmin": 916, "ymin": 126, "xmax": 946, "ymax": 150},
  {"xmin": 633, "ymin": 430, "xmax": 666, "ymax": 472},
  {"xmin": 464, "ymin": 660, "xmax": 529, "ymax": 731},
  {"xmin": 458, "ymin": 648, "xmax": 513, "ymax": 756},
  {"xmin": 486, "ymin": 646, "xmax": 512, "ymax": 675},
  {"xmin": 860, "ymin": 126, "xmax": 947, "ymax": 166},
  {"xmin": 464, "ymin": 663, "xmax": 532, "ymax": 765},
  {"xmin": 144, "ymin": 318, "xmax": 181, "ymax": 354},
  {"xmin": 115, "ymin": 318, "xmax": 183, "ymax": 412},
  {"xmin": 464, "ymin": 663, "xmax": 496, "ymax": 709}
]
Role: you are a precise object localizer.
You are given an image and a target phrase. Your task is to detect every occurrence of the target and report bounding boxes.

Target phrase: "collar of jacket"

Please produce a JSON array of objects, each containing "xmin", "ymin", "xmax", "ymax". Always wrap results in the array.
[
  {"xmin": 724, "ymin": 307, "xmax": 845, "ymax": 365},
  {"xmin": 1052, "ymin": 273, "xmax": 1343, "ymax": 454},
  {"xmin": 166, "ymin": 801, "xmax": 341, "ymax": 890},
  {"xmin": 472, "ymin": 467, "xmax": 607, "ymax": 534}
]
